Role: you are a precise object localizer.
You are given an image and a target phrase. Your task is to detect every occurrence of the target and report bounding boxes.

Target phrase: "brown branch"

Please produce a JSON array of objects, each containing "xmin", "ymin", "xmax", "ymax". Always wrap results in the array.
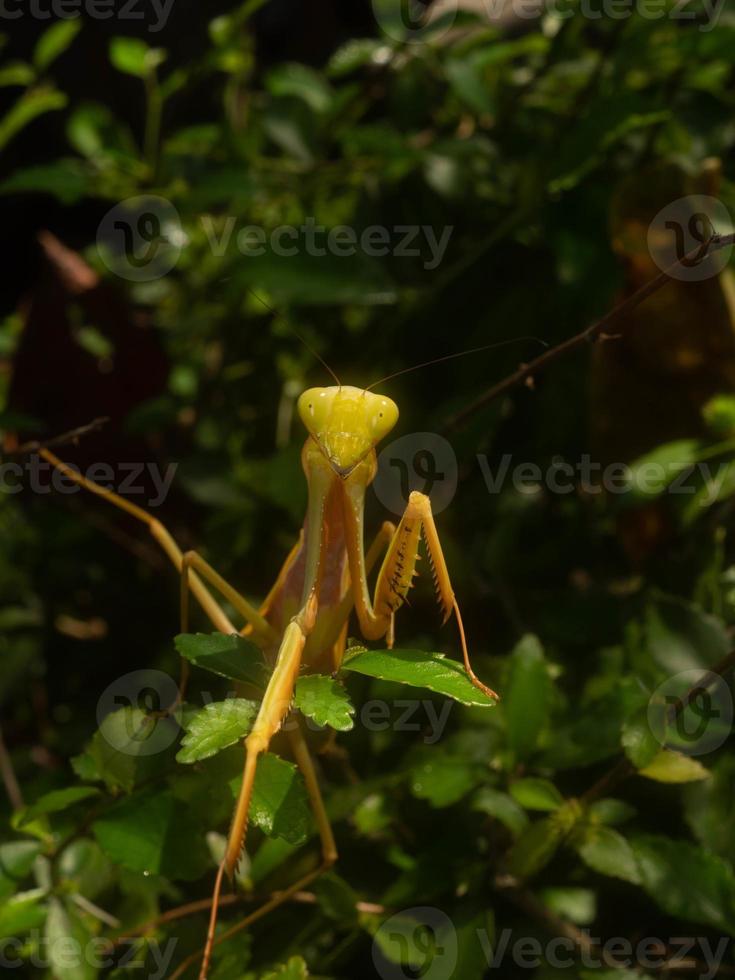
[
  {"xmin": 443, "ymin": 233, "xmax": 735, "ymax": 432},
  {"xmin": 4, "ymin": 417, "xmax": 110, "ymax": 457},
  {"xmin": 109, "ymin": 887, "xmax": 386, "ymax": 948},
  {"xmin": 496, "ymin": 874, "xmax": 735, "ymax": 974},
  {"xmin": 0, "ymin": 725, "xmax": 23, "ymax": 810}
]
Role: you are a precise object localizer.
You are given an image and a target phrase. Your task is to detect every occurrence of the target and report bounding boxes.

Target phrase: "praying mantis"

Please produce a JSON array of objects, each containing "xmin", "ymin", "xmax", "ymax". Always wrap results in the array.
[{"xmin": 37, "ymin": 378, "xmax": 498, "ymax": 979}]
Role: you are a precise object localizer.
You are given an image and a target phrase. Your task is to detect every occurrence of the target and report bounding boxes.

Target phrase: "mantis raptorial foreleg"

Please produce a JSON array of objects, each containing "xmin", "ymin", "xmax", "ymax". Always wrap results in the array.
[
  {"xmin": 344, "ymin": 486, "xmax": 498, "ymax": 700},
  {"xmin": 376, "ymin": 491, "xmax": 497, "ymax": 698}
]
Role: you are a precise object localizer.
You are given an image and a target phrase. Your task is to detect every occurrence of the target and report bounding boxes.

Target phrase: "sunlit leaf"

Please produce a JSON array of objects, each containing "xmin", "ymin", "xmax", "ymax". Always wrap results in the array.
[
  {"xmin": 230, "ymin": 753, "xmax": 311, "ymax": 846},
  {"xmin": 175, "ymin": 632, "xmax": 268, "ymax": 687},
  {"xmin": 33, "ymin": 20, "xmax": 81, "ymax": 72},
  {"xmin": 341, "ymin": 649, "xmax": 497, "ymax": 707},
  {"xmin": 639, "ymin": 749, "xmax": 710, "ymax": 784},
  {"xmin": 294, "ymin": 675, "xmax": 355, "ymax": 731},
  {"xmin": 177, "ymin": 698, "xmax": 258, "ymax": 763}
]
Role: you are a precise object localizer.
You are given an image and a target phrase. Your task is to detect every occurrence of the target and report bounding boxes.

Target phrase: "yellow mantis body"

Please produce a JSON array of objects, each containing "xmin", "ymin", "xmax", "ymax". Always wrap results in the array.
[{"xmin": 39, "ymin": 382, "xmax": 496, "ymax": 979}]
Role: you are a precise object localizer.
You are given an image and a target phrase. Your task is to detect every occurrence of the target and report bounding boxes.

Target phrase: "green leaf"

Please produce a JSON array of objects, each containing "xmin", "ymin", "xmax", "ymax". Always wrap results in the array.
[
  {"xmin": 327, "ymin": 39, "xmax": 388, "ymax": 77},
  {"xmin": 410, "ymin": 758, "xmax": 478, "ymax": 808},
  {"xmin": 57, "ymin": 839, "xmax": 114, "ymax": 900},
  {"xmin": 446, "ymin": 57, "xmax": 494, "ymax": 115},
  {"xmin": 230, "ymin": 753, "xmax": 311, "ymax": 846},
  {"xmin": 84, "ymin": 707, "xmax": 175, "ymax": 793},
  {"xmin": 631, "ymin": 834, "xmax": 735, "ymax": 934},
  {"xmin": 471, "ymin": 787, "xmax": 529, "ymax": 837},
  {"xmin": 639, "ymin": 749, "xmax": 710, "ymax": 784},
  {"xmin": 509, "ymin": 778, "xmax": 563, "ymax": 812},
  {"xmin": 0, "ymin": 841, "xmax": 41, "ymax": 899},
  {"xmin": 240, "ymin": 249, "xmax": 397, "ymax": 307},
  {"xmin": 683, "ymin": 460, "xmax": 735, "ymax": 522},
  {"xmin": 588, "ymin": 798, "xmax": 637, "ymax": 826},
  {"xmin": 313, "ymin": 872, "xmax": 361, "ymax": 923},
  {"xmin": 0, "ymin": 160, "xmax": 87, "ymax": 205},
  {"xmin": 626, "ymin": 439, "xmax": 700, "ymax": 501},
  {"xmin": 0, "ymin": 62, "xmax": 35, "ymax": 87},
  {"xmin": 92, "ymin": 788, "xmax": 209, "ymax": 881},
  {"xmin": 703, "ymin": 394, "xmax": 735, "ymax": 437},
  {"xmin": 15, "ymin": 786, "xmax": 100, "ymax": 827},
  {"xmin": 0, "ymin": 86, "xmax": 67, "ymax": 151},
  {"xmin": 506, "ymin": 817, "xmax": 563, "ymax": 878},
  {"xmin": 294, "ymin": 675, "xmax": 355, "ymax": 731},
  {"xmin": 0, "ymin": 889, "xmax": 47, "ymax": 936},
  {"xmin": 621, "ymin": 705, "xmax": 660, "ymax": 769},
  {"xmin": 575, "ymin": 826, "xmax": 642, "ymax": 885},
  {"xmin": 261, "ymin": 956, "xmax": 309, "ymax": 980},
  {"xmin": 109, "ymin": 37, "xmax": 165, "ymax": 78},
  {"xmin": 176, "ymin": 698, "xmax": 258, "ymax": 764},
  {"xmin": 684, "ymin": 754, "xmax": 735, "ymax": 862},
  {"xmin": 175, "ymin": 632, "xmax": 268, "ymax": 687},
  {"xmin": 643, "ymin": 593, "xmax": 728, "ymax": 673},
  {"xmin": 540, "ymin": 887, "xmax": 596, "ymax": 926},
  {"xmin": 341, "ymin": 649, "xmax": 497, "ymax": 707},
  {"xmin": 33, "ymin": 20, "xmax": 81, "ymax": 72},
  {"xmin": 45, "ymin": 898, "xmax": 96, "ymax": 980},
  {"xmin": 266, "ymin": 63, "xmax": 333, "ymax": 113},
  {"xmin": 66, "ymin": 102, "xmax": 138, "ymax": 165},
  {"xmin": 503, "ymin": 634, "xmax": 550, "ymax": 760}
]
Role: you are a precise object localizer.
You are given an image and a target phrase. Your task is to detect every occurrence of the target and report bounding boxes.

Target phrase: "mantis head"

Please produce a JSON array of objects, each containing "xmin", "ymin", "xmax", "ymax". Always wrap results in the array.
[{"xmin": 297, "ymin": 385, "xmax": 399, "ymax": 477}]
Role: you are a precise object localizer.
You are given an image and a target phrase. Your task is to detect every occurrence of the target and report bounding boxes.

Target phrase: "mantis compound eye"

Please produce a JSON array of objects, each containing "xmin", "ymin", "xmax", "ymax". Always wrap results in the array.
[
  {"xmin": 369, "ymin": 396, "xmax": 399, "ymax": 442},
  {"xmin": 297, "ymin": 387, "xmax": 334, "ymax": 433}
]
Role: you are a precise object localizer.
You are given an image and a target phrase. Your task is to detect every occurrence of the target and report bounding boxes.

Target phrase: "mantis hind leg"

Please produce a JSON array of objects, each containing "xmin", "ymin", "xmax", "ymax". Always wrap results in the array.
[{"xmin": 39, "ymin": 448, "xmax": 273, "ymax": 637}]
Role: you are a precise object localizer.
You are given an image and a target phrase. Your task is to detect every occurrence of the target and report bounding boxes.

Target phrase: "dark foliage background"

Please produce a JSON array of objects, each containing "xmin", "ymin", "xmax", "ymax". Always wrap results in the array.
[{"xmin": 1, "ymin": 1, "xmax": 735, "ymax": 978}]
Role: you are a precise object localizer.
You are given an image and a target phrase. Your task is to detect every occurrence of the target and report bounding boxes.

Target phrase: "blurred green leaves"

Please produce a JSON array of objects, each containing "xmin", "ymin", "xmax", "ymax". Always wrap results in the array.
[{"xmin": 502, "ymin": 634, "xmax": 550, "ymax": 762}]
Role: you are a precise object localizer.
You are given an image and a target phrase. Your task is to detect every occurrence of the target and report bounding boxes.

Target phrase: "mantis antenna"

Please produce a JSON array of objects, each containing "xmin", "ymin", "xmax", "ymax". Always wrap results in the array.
[
  {"xmin": 365, "ymin": 336, "xmax": 549, "ymax": 391},
  {"xmin": 246, "ymin": 288, "xmax": 342, "ymax": 387}
]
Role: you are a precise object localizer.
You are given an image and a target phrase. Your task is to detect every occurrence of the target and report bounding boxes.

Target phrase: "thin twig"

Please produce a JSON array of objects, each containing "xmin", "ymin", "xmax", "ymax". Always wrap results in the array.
[
  {"xmin": 70, "ymin": 893, "xmax": 121, "ymax": 929},
  {"xmin": 5, "ymin": 417, "xmax": 110, "ymax": 457},
  {"xmin": 0, "ymin": 725, "xmax": 23, "ymax": 810},
  {"xmin": 443, "ymin": 233, "xmax": 735, "ymax": 432},
  {"xmin": 496, "ymin": 874, "xmax": 735, "ymax": 974},
  {"xmin": 110, "ymin": 886, "xmax": 386, "ymax": 948}
]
